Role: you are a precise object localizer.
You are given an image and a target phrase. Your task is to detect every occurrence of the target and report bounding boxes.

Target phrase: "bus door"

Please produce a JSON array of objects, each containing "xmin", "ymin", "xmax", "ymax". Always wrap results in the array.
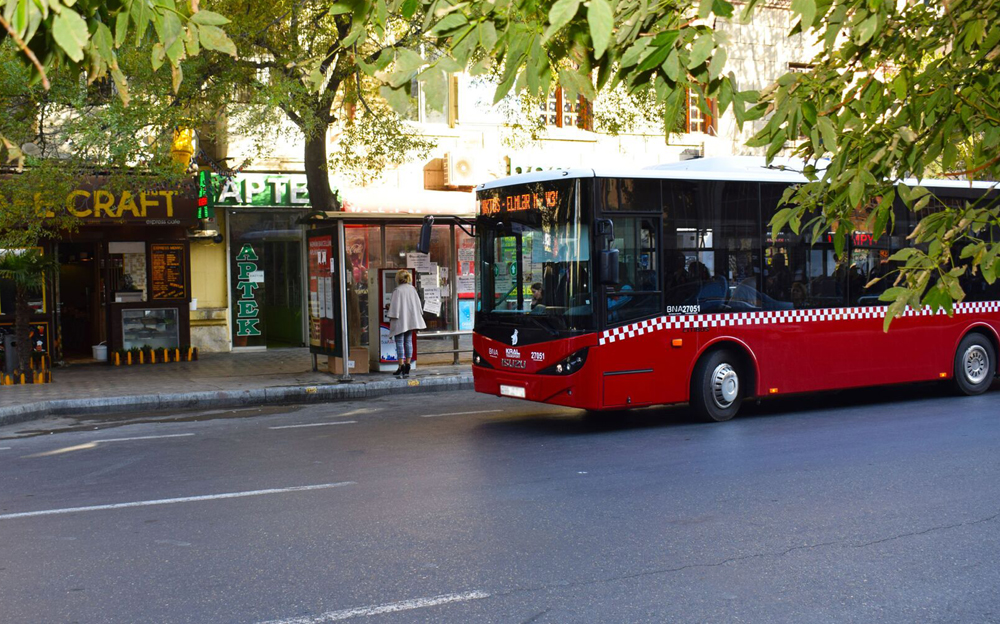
[{"xmin": 601, "ymin": 215, "xmax": 665, "ymax": 407}]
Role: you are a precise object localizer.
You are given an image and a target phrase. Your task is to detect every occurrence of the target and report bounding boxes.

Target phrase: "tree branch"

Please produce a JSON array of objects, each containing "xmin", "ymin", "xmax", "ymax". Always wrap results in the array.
[
  {"xmin": 0, "ymin": 14, "xmax": 50, "ymax": 90},
  {"xmin": 943, "ymin": 151, "xmax": 1000, "ymax": 178}
]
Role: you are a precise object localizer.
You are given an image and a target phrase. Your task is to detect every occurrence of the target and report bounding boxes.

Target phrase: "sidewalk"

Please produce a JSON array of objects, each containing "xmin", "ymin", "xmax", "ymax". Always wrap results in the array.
[{"xmin": 0, "ymin": 349, "xmax": 473, "ymax": 426}]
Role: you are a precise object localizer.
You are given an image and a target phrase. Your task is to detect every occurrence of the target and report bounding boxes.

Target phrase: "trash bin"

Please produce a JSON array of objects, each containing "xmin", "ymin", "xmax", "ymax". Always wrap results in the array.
[{"xmin": 92, "ymin": 343, "xmax": 108, "ymax": 362}]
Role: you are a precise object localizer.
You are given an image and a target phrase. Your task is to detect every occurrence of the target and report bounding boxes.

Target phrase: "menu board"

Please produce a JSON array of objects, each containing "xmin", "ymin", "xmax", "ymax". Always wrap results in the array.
[{"xmin": 150, "ymin": 243, "xmax": 187, "ymax": 300}]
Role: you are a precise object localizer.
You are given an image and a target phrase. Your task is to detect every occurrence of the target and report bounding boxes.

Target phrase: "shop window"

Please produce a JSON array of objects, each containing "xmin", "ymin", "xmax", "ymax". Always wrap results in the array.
[
  {"xmin": 537, "ymin": 88, "xmax": 593, "ymax": 130},
  {"xmin": 109, "ymin": 242, "xmax": 147, "ymax": 302}
]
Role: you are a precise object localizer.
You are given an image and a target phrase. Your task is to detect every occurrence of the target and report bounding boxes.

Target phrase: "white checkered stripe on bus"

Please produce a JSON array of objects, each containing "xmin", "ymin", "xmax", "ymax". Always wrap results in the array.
[{"xmin": 597, "ymin": 301, "xmax": 1000, "ymax": 346}]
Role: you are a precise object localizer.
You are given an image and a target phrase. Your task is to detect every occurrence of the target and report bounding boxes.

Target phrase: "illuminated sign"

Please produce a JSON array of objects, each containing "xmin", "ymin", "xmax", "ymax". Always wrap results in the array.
[{"xmin": 479, "ymin": 190, "xmax": 559, "ymax": 216}]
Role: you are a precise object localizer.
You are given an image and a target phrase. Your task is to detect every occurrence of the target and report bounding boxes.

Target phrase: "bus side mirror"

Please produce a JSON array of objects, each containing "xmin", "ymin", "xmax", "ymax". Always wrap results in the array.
[
  {"xmin": 600, "ymin": 249, "xmax": 619, "ymax": 285},
  {"xmin": 417, "ymin": 216, "xmax": 434, "ymax": 254}
]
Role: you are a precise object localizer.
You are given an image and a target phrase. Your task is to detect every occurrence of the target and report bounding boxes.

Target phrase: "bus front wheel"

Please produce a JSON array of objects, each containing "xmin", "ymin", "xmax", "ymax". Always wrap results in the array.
[
  {"xmin": 691, "ymin": 350, "xmax": 744, "ymax": 423},
  {"xmin": 952, "ymin": 333, "xmax": 997, "ymax": 396}
]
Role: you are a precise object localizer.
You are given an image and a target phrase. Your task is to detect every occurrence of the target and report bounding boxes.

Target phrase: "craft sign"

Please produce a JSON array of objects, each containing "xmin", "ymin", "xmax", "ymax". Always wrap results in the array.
[{"xmin": 235, "ymin": 244, "xmax": 262, "ymax": 337}]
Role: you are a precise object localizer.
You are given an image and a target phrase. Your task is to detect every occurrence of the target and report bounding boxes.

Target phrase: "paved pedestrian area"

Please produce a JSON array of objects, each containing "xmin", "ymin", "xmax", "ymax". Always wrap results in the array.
[{"xmin": 0, "ymin": 348, "xmax": 470, "ymax": 408}]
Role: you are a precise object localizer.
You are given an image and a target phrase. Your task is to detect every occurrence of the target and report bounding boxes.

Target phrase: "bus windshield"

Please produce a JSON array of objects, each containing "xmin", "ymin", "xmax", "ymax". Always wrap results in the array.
[{"xmin": 477, "ymin": 179, "xmax": 594, "ymax": 333}]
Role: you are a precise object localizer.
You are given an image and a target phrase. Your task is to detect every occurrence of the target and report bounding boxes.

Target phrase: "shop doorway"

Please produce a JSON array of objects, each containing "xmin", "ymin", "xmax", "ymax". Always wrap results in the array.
[
  {"xmin": 228, "ymin": 210, "xmax": 305, "ymax": 349},
  {"xmin": 58, "ymin": 242, "xmax": 105, "ymax": 360}
]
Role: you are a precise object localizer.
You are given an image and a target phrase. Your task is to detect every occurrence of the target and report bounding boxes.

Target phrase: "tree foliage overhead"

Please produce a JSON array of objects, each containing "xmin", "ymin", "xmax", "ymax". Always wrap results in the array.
[
  {"xmin": 0, "ymin": 0, "xmax": 237, "ymax": 165},
  {"xmin": 416, "ymin": 0, "xmax": 1000, "ymax": 327},
  {"xmin": 748, "ymin": 0, "xmax": 1000, "ymax": 327}
]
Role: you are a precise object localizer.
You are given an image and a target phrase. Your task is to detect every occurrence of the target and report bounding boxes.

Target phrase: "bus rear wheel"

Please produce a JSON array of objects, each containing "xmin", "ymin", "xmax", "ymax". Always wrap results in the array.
[
  {"xmin": 691, "ymin": 350, "xmax": 744, "ymax": 422},
  {"xmin": 952, "ymin": 333, "xmax": 997, "ymax": 396}
]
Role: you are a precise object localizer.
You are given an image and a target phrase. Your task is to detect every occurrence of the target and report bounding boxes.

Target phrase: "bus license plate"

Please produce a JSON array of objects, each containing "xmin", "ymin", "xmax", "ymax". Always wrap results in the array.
[{"xmin": 500, "ymin": 385, "xmax": 526, "ymax": 398}]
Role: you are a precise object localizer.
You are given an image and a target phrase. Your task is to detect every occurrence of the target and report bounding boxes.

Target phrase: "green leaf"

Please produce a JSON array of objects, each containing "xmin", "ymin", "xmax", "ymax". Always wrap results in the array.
[
  {"xmin": 165, "ymin": 31, "xmax": 185, "ymax": 64},
  {"xmin": 662, "ymin": 48, "xmax": 680, "ymax": 82},
  {"xmin": 707, "ymin": 47, "xmax": 726, "ymax": 80},
  {"xmin": 420, "ymin": 68, "xmax": 447, "ymax": 112},
  {"xmin": 190, "ymin": 10, "xmax": 229, "ymax": 26},
  {"xmin": 801, "ymin": 100, "xmax": 817, "ymax": 125},
  {"xmin": 478, "ymin": 21, "xmax": 497, "ymax": 51},
  {"xmin": 431, "ymin": 13, "xmax": 467, "ymax": 35},
  {"xmin": 132, "ymin": 0, "xmax": 150, "ymax": 45},
  {"xmin": 816, "ymin": 115, "xmax": 837, "ymax": 150},
  {"xmin": 115, "ymin": 9, "xmax": 129, "ymax": 47},
  {"xmin": 94, "ymin": 22, "xmax": 114, "ymax": 61},
  {"xmin": 790, "ymin": 0, "xmax": 816, "ymax": 29},
  {"xmin": 380, "ymin": 85, "xmax": 410, "ymax": 115},
  {"xmin": 185, "ymin": 24, "xmax": 200, "ymax": 56},
  {"xmin": 688, "ymin": 33, "xmax": 713, "ymax": 68},
  {"xmin": 198, "ymin": 24, "xmax": 236, "ymax": 56},
  {"xmin": 712, "ymin": 0, "xmax": 734, "ymax": 18},
  {"xmin": 848, "ymin": 176, "xmax": 863, "ymax": 207},
  {"xmin": 855, "ymin": 14, "xmax": 878, "ymax": 45},
  {"xmin": 698, "ymin": 0, "xmax": 713, "ymax": 19},
  {"xmin": 51, "ymin": 9, "xmax": 89, "ymax": 63},
  {"xmin": 401, "ymin": 0, "xmax": 418, "ymax": 19},
  {"xmin": 151, "ymin": 42, "xmax": 165, "ymax": 70},
  {"xmin": 620, "ymin": 37, "xmax": 650, "ymax": 68},
  {"xmin": 588, "ymin": 0, "xmax": 613, "ymax": 59},
  {"xmin": 543, "ymin": 0, "xmax": 581, "ymax": 42},
  {"xmin": 110, "ymin": 62, "xmax": 129, "ymax": 105}
]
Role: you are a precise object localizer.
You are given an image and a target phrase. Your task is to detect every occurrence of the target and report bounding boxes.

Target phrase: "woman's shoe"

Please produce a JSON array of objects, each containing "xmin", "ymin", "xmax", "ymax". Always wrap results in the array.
[
  {"xmin": 402, "ymin": 362, "xmax": 411, "ymax": 378},
  {"xmin": 393, "ymin": 365, "xmax": 404, "ymax": 378}
]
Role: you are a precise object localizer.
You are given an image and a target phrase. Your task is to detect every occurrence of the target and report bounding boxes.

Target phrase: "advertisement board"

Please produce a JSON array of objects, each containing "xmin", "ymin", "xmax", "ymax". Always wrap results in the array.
[{"xmin": 306, "ymin": 228, "xmax": 342, "ymax": 357}]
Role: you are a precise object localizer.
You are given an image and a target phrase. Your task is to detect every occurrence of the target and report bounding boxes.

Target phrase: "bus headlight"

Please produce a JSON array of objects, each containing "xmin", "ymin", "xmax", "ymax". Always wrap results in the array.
[
  {"xmin": 540, "ymin": 349, "xmax": 589, "ymax": 375},
  {"xmin": 473, "ymin": 350, "xmax": 493, "ymax": 368}
]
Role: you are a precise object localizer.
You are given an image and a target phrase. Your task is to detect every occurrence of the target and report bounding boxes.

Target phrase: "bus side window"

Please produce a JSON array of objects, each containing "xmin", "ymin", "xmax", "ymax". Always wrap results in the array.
[
  {"xmin": 761, "ymin": 183, "xmax": 848, "ymax": 310},
  {"xmin": 606, "ymin": 217, "xmax": 661, "ymax": 324},
  {"xmin": 663, "ymin": 180, "xmax": 712, "ymax": 313}
]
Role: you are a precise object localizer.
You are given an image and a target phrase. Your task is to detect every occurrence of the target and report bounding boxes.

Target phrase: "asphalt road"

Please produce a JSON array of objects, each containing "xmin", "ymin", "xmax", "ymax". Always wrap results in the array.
[{"xmin": 1, "ymin": 382, "xmax": 999, "ymax": 624}]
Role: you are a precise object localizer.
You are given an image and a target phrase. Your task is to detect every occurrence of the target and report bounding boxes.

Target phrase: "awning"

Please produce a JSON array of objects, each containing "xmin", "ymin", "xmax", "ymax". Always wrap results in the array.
[{"xmin": 340, "ymin": 187, "xmax": 475, "ymax": 216}]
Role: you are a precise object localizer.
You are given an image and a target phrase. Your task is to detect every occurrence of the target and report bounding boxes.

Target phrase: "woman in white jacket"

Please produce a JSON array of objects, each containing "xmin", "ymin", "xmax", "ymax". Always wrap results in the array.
[{"xmin": 388, "ymin": 269, "xmax": 426, "ymax": 377}]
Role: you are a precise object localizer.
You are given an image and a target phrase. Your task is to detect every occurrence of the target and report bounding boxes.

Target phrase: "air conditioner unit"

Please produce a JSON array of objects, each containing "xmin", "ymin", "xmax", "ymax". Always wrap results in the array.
[{"xmin": 445, "ymin": 152, "xmax": 478, "ymax": 187}]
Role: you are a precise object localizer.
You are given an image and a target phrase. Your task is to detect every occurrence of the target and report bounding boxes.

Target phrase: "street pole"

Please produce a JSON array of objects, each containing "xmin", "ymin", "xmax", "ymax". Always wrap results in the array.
[{"xmin": 336, "ymin": 221, "xmax": 352, "ymax": 382}]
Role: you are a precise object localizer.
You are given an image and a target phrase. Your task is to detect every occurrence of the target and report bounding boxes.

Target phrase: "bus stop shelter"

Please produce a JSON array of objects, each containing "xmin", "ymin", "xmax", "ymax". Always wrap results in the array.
[{"xmin": 303, "ymin": 192, "xmax": 476, "ymax": 379}]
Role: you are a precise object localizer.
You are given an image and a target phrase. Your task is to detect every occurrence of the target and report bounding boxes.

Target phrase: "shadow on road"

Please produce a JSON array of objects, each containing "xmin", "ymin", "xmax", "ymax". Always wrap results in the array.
[{"xmin": 477, "ymin": 379, "xmax": 1000, "ymax": 438}]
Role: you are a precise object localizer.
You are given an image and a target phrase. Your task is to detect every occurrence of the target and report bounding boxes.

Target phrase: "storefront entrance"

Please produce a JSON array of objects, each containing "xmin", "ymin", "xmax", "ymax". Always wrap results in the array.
[
  {"xmin": 228, "ymin": 210, "xmax": 306, "ymax": 349},
  {"xmin": 58, "ymin": 242, "xmax": 104, "ymax": 359}
]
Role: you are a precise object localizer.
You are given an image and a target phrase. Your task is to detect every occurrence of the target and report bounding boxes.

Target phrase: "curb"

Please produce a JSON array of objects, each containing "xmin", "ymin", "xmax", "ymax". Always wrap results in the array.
[{"xmin": 0, "ymin": 373, "xmax": 474, "ymax": 428}]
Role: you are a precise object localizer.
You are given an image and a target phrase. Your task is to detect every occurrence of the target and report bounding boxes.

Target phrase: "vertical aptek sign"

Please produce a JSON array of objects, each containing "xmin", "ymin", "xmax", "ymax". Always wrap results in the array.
[{"xmin": 235, "ymin": 244, "xmax": 261, "ymax": 337}]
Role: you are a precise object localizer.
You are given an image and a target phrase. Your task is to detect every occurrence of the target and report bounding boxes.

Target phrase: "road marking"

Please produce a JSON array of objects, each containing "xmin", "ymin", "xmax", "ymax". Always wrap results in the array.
[
  {"xmin": 0, "ymin": 447, "xmax": 10, "ymax": 450},
  {"xmin": 0, "ymin": 482, "xmax": 355, "ymax": 521},
  {"xmin": 259, "ymin": 590, "xmax": 491, "ymax": 623},
  {"xmin": 268, "ymin": 421, "xmax": 357, "ymax": 430},
  {"xmin": 98, "ymin": 433, "xmax": 196, "ymax": 443},
  {"xmin": 26, "ymin": 433, "xmax": 196, "ymax": 458},
  {"xmin": 420, "ymin": 410, "xmax": 504, "ymax": 418}
]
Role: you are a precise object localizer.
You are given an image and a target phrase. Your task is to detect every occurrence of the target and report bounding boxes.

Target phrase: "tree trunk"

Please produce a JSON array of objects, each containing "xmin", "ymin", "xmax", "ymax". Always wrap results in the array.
[
  {"xmin": 15, "ymin": 284, "xmax": 31, "ymax": 374},
  {"xmin": 303, "ymin": 126, "xmax": 339, "ymax": 212}
]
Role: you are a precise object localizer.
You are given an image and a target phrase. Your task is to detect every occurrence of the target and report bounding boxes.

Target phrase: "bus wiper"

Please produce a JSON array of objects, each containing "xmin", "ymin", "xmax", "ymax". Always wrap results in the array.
[{"xmin": 525, "ymin": 314, "xmax": 559, "ymax": 337}]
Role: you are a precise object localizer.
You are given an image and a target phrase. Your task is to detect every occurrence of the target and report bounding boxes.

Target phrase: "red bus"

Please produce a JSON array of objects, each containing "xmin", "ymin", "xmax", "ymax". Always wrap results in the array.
[{"xmin": 470, "ymin": 158, "xmax": 999, "ymax": 421}]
